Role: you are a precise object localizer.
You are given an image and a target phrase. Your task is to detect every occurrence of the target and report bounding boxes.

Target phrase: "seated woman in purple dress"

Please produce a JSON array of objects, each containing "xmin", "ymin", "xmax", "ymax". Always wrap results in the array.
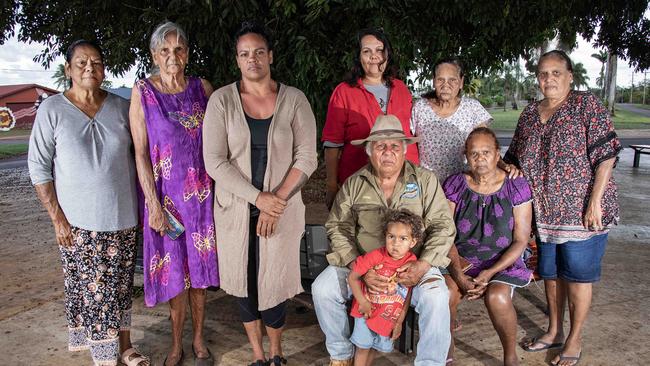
[{"xmin": 442, "ymin": 127, "xmax": 533, "ymax": 366}]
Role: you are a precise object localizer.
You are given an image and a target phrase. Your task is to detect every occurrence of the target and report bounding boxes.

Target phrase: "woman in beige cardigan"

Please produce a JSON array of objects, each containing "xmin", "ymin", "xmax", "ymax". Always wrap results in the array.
[{"xmin": 203, "ymin": 22, "xmax": 317, "ymax": 366}]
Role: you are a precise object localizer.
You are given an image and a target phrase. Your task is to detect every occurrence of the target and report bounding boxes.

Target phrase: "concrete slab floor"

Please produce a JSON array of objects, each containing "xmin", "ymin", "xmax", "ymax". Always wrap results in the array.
[{"xmin": 0, "ymin": 148, "xmax": 648, "ymax": 365}]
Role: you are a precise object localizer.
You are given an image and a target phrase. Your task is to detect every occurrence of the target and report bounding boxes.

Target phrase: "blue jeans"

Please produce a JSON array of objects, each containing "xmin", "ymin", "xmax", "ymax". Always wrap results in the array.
[{"xmin": 312, "ymin": 265, "xmax": 451, "ymax": 365}]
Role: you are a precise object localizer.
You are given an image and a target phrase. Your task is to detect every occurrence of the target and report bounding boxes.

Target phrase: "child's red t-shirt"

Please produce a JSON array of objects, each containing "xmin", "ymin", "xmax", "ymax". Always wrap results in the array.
[{"xmin": 350, "ymin": 247, "xmax": 417, "ymax": 337}]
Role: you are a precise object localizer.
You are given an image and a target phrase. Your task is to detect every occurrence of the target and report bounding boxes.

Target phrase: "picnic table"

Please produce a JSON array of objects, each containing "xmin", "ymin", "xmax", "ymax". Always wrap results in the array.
[{"xmin": 630, "ymin": 145, "xmax": 650, "ymax": 168}]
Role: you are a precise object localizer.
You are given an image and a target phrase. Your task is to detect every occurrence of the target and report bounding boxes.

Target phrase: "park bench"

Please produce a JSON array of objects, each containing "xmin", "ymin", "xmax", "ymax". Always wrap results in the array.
[{"xmin": 630, "ymin": 145, "xmax": 650, "ymax": 168}]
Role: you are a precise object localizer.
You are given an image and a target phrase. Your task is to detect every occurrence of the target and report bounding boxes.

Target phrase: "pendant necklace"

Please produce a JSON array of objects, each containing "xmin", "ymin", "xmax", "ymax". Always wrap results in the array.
[{"xmin": 160, "ymin": 77, "xmax": 189, "ymax": 110}]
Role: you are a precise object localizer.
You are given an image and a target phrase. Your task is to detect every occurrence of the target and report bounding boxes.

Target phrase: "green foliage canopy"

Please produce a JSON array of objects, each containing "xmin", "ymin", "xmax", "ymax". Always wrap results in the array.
[{"xmin": 2, "ymin": 0, "xmax": 648, "ymax": 124}]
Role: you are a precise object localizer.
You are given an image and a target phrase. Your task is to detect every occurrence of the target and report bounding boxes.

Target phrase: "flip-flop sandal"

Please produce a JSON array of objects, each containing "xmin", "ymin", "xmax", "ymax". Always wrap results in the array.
[
  {"xmin": 163, "ymin": 349, "xmax": 185, "ymax": 366},
  {"xmin": 552, "ymin": 352, "xmax": 581, "ymax": 366},
  {"xmin": 522, "ymin": 338, "xmax": 563, "ymax": 352},
  {"xmin": 193, "ymin": 345, "xmax": 214, "ymax": 366},
  {"xmin": 120, "ymin": 348, "xmax": 150, "ymax": 366}
]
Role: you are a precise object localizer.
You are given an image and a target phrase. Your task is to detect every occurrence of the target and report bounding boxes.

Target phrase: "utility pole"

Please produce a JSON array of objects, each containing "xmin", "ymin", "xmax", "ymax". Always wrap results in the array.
[
  {"xmin": 630, "ymin": 73, "xmax": 634, "ymax": 103},
  {"xmin": 641, "ymin": 71, "xmax": 648, "ymax": 104}
]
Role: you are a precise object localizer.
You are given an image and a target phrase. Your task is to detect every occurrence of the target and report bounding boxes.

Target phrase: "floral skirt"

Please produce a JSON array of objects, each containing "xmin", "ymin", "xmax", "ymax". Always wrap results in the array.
[{"xmin": 59, "ymin": 226, "xmax": 137, "ymax": 366}]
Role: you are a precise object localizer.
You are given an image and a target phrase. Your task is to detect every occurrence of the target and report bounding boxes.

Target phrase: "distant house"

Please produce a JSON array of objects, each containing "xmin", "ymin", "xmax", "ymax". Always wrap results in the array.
[{"xmin": 0, "ymin": 84, "xmax": 59, "ymax": 129}]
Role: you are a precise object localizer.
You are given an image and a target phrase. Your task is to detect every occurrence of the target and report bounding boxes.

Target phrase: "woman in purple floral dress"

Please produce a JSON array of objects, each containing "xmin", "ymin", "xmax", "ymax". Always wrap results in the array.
[
  {"xmin": 130, "ymin": 22, "xmax": 218, "ymax": 366},
  {"xmin": 443, "ymin": 127, "xmax": 533, "ymax": 366}
]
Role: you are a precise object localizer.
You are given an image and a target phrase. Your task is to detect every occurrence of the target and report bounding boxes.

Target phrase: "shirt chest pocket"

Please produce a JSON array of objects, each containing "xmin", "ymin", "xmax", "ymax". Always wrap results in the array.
[{"xmin": 351, "ymin": 203, "xmax": 385, "ymax": 232}]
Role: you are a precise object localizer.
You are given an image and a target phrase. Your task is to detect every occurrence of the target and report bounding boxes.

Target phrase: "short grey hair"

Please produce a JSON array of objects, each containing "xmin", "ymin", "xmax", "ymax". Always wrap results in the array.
[
  {"xmin": 150, "ymin": 21, "xmax": 188, "ymax": 52},
  {"xmin": 365, "ymin": 140, "xmax": 408, "ymax": 156}
]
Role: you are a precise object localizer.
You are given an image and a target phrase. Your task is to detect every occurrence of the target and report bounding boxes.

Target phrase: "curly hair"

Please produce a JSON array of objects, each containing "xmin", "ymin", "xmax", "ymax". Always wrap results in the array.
[{"xmin": 382, "ymin": 209, "xmax": 425, "ymax": 244}]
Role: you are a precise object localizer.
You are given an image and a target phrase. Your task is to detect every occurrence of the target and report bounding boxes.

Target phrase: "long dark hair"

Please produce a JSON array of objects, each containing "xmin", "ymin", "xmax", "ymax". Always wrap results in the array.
[
  {"xmin": 421, "ymin": 57, "xmax": 465, "ymax": 99},
  {"xmin": 344, "ymin": 27, "xmax": 397, "ymax": 87}
]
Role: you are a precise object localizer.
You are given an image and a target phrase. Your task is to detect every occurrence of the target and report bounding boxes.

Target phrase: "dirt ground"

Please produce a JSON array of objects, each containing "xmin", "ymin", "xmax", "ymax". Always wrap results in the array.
[{"xmin": 1, "ymin": 148, "xmax": 649, "ymax": 365}]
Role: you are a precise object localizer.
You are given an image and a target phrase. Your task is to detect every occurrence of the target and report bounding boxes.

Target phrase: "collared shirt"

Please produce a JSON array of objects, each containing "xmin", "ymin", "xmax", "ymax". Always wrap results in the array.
[
  {"xmin": 321, "ymin": 79, "xmax": 419, "ymax": 185},
  {"xmin": 325, "ymin": 161, "xmax": 455, "ymax": 268}
]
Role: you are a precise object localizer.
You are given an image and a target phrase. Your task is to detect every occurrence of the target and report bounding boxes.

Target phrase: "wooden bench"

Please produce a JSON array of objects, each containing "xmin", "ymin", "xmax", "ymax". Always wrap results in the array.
[{"xmin": 630, "ymin": 145, "xmax": 650, "ymax": 168}]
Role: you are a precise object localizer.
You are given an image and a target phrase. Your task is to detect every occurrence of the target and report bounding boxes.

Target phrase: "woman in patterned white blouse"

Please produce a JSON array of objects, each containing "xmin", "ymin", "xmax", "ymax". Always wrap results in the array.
[
  {"xmin": 411, "ymin": 58, "xmax": 522, "ymax": 363},
  {"xmin": 410, "ymin": 58, "xmax": 493, "ymax": 182}
]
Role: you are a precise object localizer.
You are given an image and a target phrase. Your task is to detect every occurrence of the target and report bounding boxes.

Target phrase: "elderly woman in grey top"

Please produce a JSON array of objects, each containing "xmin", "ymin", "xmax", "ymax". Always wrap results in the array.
[{"xmin": 28, "ymin": 40, "xmax": 149, "ymax": 366}]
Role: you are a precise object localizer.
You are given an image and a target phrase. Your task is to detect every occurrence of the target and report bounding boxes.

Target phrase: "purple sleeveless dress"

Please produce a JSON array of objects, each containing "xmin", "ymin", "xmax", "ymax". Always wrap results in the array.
[{"xmin": 137, "ymin": 77, "xmax": 219, "ymax": 307}]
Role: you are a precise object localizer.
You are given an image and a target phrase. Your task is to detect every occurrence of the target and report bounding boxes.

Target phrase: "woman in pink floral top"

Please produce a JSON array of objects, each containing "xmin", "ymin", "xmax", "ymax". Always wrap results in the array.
[
  {"xmin": 505, "ymin": 50, "xmax": 621, "ymax": 366},
  {"xmin": 410, "ymin": 58, "xmax": 492, "ymax": 182}
]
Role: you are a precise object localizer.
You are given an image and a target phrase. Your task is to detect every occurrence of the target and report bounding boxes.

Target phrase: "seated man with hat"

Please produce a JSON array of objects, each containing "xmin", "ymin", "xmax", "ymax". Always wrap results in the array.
[{"xmin": 313, "ymin": 114, "xmax": 456, "ymax": 366}]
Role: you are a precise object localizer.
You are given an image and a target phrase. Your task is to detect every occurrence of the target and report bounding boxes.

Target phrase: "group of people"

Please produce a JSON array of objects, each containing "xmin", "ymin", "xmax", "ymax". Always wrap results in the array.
[{"xmin": 27, "ymin": 20, "xmax": 619, "ymax": 366}]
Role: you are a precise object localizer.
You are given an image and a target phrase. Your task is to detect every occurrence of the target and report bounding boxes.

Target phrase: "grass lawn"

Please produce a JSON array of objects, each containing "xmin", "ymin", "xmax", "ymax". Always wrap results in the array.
[
  {"xmin": 611, "ymin": 108, "xmax": 650, "ymax": 129},
  {"xmin": 0, "ymin": 129, "xmax": 31, "ymax": 138},
  {"xmin": 0, "ymin": 143, "xmax": 28, "ymax": 159},
  {"xmin": 488, "ymin": 107, "xmax": 650, "ymax": 130}
]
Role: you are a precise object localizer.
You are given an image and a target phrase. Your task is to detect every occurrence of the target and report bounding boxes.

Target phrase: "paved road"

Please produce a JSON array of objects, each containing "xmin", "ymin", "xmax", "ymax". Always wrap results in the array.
[
  {"xmin": 0, "ymin": 155, "xmax": 28, "ymax": 170},
  {"xmin": 618, "ymin": 103, "xmax": 650, "ymax": 118},
  {"xmin": 2, "ymin": 137, "xmax": 649, "ymax": 171},
  {"xmin": 0, "ymin": 137, "xmax": 28, "ymax": 145}
]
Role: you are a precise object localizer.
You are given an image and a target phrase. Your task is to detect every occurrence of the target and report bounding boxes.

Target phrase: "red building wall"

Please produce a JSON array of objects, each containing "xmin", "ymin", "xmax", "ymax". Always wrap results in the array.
[{"xmin": 0, "ymin": 86, "xmax": 58, "ymax": 129}]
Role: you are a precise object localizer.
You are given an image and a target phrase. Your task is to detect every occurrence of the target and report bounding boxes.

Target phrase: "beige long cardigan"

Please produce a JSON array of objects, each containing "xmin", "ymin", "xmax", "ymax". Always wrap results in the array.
[{"xmin": 202, "ymin": 82, "xmax": 317, "ymax": 310}]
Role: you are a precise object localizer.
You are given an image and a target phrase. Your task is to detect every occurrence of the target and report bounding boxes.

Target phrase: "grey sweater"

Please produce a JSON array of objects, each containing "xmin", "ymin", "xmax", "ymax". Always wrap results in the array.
[{"xmin": 28, "ymin": 93, "xmax": 138, "ymax": 232}]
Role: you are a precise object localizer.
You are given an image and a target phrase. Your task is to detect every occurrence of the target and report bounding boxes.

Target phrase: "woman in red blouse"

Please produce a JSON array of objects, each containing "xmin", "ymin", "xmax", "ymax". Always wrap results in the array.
[
  {"xmin": 321, "ymin": 28, "xmax": 418, "ymax": 209},
  {"xmin": 505, "ymin": 50, "xmax": 621, "ymax": 366}
]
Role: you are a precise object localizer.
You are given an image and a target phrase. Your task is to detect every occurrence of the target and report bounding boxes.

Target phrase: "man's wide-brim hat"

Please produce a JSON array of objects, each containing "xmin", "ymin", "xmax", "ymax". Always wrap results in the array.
[{"xmin": 351, "ymin": 114, "xmax": 420, "ymax": 146}]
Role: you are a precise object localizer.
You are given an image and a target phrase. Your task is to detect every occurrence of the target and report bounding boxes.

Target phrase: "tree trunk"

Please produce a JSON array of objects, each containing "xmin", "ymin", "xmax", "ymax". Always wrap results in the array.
[
  {"xmin": 605, "ymin": 53, "xmax": 617, "ymax": 115},
  {"xmin": 536, "ymin": 46, "xmax": 545, "ymax": 100}
]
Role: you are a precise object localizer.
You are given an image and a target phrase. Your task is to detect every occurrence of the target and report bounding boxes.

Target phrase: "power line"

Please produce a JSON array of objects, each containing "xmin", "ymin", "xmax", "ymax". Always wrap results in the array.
[{"xmin": 0, "ymin": 68, "xmax": 56, "ymax": 72}]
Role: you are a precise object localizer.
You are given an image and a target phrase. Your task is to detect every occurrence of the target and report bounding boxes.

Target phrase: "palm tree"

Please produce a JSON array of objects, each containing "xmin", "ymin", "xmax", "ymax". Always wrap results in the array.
[
  {"xmin": 52, "ymin": 64, "xmax": 68, "ymax": 91},
  {"xmin": 572, "ymin": 63, "xmax": 590, "ymax": 91},
  {"xmin": 51, "ymin": 63, "xmax": 113, "ymax": 91},
  {"xmin": 591, "ymin": 50, "xmax": 608, "ymax": 98}
]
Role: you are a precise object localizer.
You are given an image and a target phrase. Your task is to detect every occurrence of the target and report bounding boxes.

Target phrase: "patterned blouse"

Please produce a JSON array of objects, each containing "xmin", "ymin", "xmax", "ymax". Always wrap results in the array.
[
  {"xmin": 410, "ymin": 96, "xmax": 492, "ymax": 182},
  {"xmin": 504, "ymin": 91, "xmax": 621, "ymax": 244},
  {"xmin": 443, "ymin": 173, "xmax": 533, "ymax": 287}
]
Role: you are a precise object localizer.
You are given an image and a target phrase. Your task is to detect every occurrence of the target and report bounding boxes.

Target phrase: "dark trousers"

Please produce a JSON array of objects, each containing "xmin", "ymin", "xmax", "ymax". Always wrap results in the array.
[{"xmin": 236, "ymin": 215, "xmax": 286, "ymax": 328}]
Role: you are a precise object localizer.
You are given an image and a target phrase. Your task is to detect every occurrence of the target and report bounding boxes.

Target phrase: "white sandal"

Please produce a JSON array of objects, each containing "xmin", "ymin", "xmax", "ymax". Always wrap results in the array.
[{"xmin": 120, "ymin": 348, "xmax": 150, "ymax": 366}]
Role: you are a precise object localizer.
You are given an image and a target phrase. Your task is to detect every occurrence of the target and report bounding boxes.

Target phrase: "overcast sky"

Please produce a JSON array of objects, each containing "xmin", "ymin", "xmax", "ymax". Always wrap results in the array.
[{"xmin": 0, "ymin": 31, "xmax": 646, "ymax": 92}]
